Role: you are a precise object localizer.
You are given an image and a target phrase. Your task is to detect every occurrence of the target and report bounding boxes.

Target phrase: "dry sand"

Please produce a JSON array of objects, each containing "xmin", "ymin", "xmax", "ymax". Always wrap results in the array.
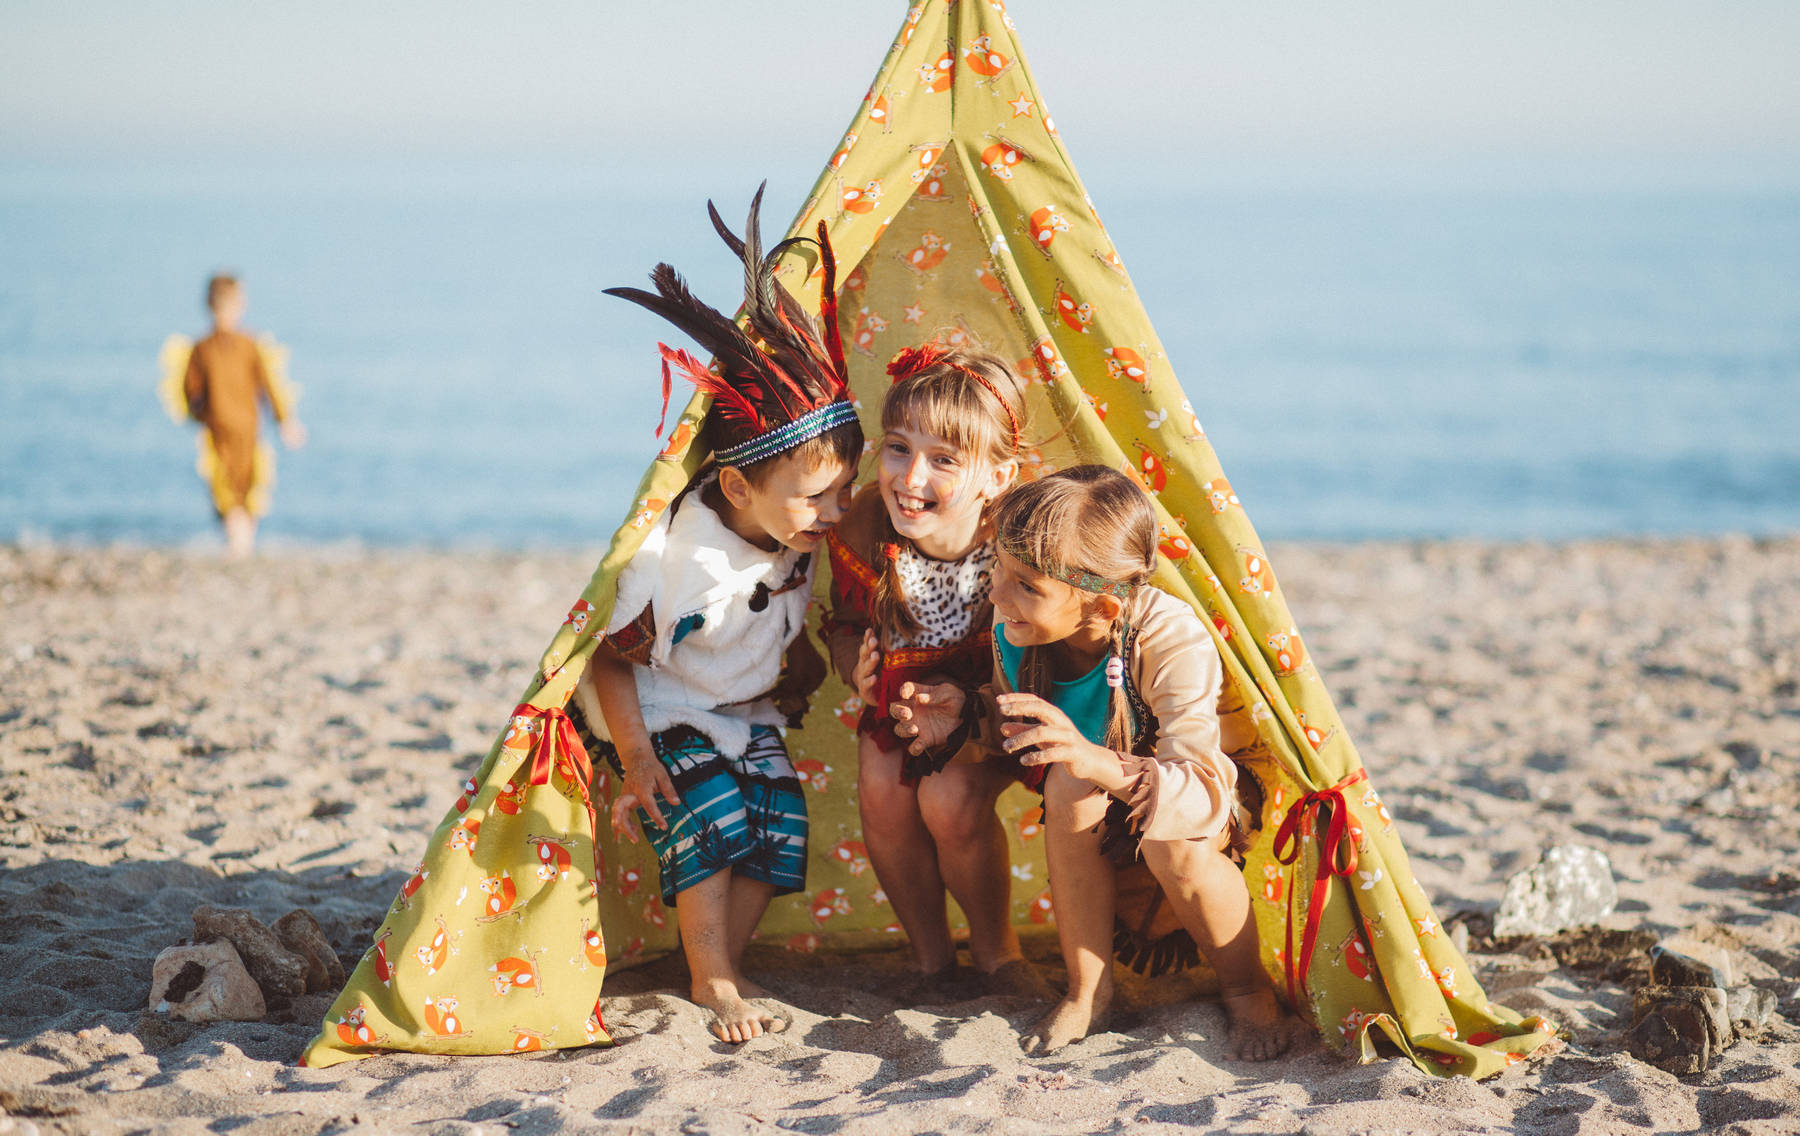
[{"xmin": 2, "ymin": 537, "xmax": 1797, "ymax": 1135}]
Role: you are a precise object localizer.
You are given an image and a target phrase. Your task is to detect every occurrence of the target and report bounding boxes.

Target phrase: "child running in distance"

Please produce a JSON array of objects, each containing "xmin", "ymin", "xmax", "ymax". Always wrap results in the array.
[
  {"xmin": 180, "ymin": 274, "xmax": 306, "ymax": 557},
  {"xmin": 575, "ymin": 189, "xmax": 862, "ymax": 1043},
  {"xmin": 821, "ymin": 343, "xmax": 1049, "ymax": 1000},
  {"xmin": 891, "ymin": 465, "xmax": 1295, "ymax": 1060}
]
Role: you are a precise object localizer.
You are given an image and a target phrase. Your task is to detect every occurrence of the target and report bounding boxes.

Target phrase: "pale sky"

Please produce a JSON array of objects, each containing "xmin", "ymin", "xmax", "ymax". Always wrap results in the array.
[{"xmin": 6, "ymin": 1, "xmax": 1800, "ymax": 190}]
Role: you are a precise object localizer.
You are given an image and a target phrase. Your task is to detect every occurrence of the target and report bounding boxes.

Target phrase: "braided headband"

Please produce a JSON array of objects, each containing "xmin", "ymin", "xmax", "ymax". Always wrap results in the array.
[
  {"xmin": 886, "ymin": 344, "xmax": 1021, "ymax": 456},
  {"xmin": 1002, "ymin": 541, "xmax": 1139, "ymax": 598},
  {"xmin": 713, "ymin": 398, "xmax": 860, "ymax": 468}
]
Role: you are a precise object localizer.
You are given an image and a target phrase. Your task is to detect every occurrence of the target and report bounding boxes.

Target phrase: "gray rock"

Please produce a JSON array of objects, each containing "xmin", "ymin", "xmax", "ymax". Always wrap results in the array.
[
  {"xmin": 1727, "ymin": 985, "xmax": 1777, "ymax": 1034},
  {"xmin": 273, "ymin": 908, "xmax": 344, "ymax": 993},
  {"xmin": 1627, "ymin": 985, "xmax": 1729, "ymax": 1075},
  {"xmin": 1651, "ymin": 938, "xmax": 1734, "ymax": 989},
  {"xmin": 1493, "ymin": 844, "xmax": 1618, "ymax": 937},
  {"xmin": 191, "ymin": 905, "xmax": 307, "ymax": 1001}
]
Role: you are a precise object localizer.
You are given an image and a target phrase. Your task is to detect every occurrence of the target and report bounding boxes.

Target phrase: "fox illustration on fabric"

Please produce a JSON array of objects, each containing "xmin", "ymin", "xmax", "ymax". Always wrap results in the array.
[
  {"xmin": 1052, "ymin": 281, "xmax": 1094, "ymax": 333},
  {"xmin": 476, "ymin": 872, "xmax": 520, "ymax": 922},
  {"xmin": 1027, "ymin": 889, "xmax": 1054, "ymax": 924},
  {"xmin": 528, "ymin": 834, "xmax": 574, "ymax": 883},
  {"xmin": 830, "ymin": 132, "xmax": 857, "ymax": 171},
  {"xmin": 1027, "ymin": 205, "xmax": 1070, "ymax": 257},
  {"xmin": 867, "ymin": 91, "xmax": 891, "ymax": 132},
  {"xmin": 963, "ymin": 33, "xmax": 1013, "ymax": 81},
  {"xmin": 415, "ymin": 917, "xmax": 453, "ymax": 976},
  {"xmin": 830, "ymin": 839, "xmax": 870, "ymax": 876},
  {"xmin": 562, "ymin": 600, "xmax": 593, "ymax": 637},
  {"xmin": 899, "ymin": 231, "xmax": 951, "ymax": 274},
  {"xmin": 851, "ymin": 308, "xmax": 888, "ymax": 356},
  {"xmin": 334, "ymin": 1004, "xmax": 384, "ymax": 1047},
  {"xmin": 489, "ymin": 948, "xmax": 544, "ymax": 998},
  {"xmin": 423, "ymin": 994, "xmax": 472, "ymax": 1038},
  {"xmin": 394, "ymin": 864, "xmax": 429, "ymax": 911},
  {"xmin": 841, "ymin": 178, "xmax": 883, "ymax": 215},
  {"xmin": 1202, "ymin": 479, "xmax": 1240, "ymax": 514},
  {"xmin": 447, "ymin": 817, "xmax": 480, "ymax": 855},
  {"xmin": 579, "ymin": 921, "xmax": 607, "ymax": 969},
  {"xmin": 1266, "ymin": 626, "xmax": 1307, "ymax": 676},
  {"xmin": 795, "ymin": 758, "xmax": 832, "ymax": 792},
  {"xmin": 979, "ymin": 139, "xmax": 1026, "ymax": 181},
  {"xmin": 809, "ymin": 888, "xmax": 853, "ymax": 926},
  {"xmin": 909, "ymin": 143, "xmax": 945, "ymax": 182},
  {"xmin": 1237, "ymin": 548, "xmax": 1275, "ymax": 599},
  {"xmin": 919, "ymin": 50, "xmax": 953, "ymax": 92},
  {"xmin": 1104, "ymin": 346, "xmax": 1149, "ymax": 388}
]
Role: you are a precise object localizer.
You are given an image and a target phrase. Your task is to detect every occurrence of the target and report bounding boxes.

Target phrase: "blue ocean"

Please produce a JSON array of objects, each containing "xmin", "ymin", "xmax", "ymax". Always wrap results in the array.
[{"xmin": 3, "ymin": 167, "xmax": 1797, "ymax": 547}]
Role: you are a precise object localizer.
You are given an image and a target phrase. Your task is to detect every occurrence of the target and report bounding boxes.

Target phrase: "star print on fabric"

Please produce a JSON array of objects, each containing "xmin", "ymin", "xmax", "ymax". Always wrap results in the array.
[
  {"xmin": 1009, "ymin": 93, "xmax": 1035, "ymax": 118},
  {"xmin": 902, "ymin": 303, "xmax": 926, "ymax": 324},
  {"xmin": 1415, "ymin": 915, "xmax": 1439, "ymax": 939}
]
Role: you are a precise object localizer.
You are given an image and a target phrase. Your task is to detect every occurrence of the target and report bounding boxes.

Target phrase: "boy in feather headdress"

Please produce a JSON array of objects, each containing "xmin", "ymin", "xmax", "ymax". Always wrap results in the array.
[{"xmin": 571, "ymin": 187, "xmax": 862, "ymax": 1042}]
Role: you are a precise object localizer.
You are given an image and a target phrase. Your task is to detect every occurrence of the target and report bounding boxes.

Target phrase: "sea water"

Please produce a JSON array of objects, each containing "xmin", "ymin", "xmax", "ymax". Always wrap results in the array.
[{"xmin": 2, "ymin": 173, "xmax": 1796, "ymax": 547}]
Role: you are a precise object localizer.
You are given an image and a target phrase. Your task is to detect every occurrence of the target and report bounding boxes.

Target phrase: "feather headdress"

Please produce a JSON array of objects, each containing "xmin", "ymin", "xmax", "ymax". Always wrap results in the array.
[{"xmin": 604, "ymin": 183, "xmax": 855, "ymax": 467}]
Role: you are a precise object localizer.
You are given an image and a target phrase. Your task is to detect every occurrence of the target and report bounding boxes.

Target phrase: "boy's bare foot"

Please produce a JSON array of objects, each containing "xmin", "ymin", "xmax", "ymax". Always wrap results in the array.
[
  {"xmin": 1021, "ymin": 983, "xmax": 1112, "ymax": 1056},
  {"xmin": 1223, "ymin": 989, "xmax": 1295, "ymax": 1061},
  {"xmin": 693, "ymin": 977, "xmax": 787, "ymax": 1043}
]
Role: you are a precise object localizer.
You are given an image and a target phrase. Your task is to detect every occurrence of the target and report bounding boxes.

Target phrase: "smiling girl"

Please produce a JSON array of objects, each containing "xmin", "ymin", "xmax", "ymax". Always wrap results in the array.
[
  {"xmin": 820, "ymin": 343, "xmax": 1047, "ymax": 999},
  {"xmin": 891, "ymin": 465, "xmax": 1295, "ymax": 1060}
]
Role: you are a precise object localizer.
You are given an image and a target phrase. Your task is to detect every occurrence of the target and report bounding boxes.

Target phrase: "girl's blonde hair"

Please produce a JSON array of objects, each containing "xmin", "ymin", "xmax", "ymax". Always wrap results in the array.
[
  {"xmin": 991, "ymin": 465, "xmax": 1157, "ymax": 752},
  {"xmin": 872, "ymin": 344, "xmax": 1026, "ymax": 642}
]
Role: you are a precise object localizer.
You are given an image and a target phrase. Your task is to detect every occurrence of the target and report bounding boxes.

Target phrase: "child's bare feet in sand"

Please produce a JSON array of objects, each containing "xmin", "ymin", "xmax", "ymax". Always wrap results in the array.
[
  {"xmin": 1020, "ymin": 979, "xmax": 1112, "ymax": 1056},
  {"xmin": 693, "ymin": 976, "xmax": 788, "ymax": 1043},
  {"xmin": 1223, "ymin": 988, "xmax": 1295, "ymax": 1061}
]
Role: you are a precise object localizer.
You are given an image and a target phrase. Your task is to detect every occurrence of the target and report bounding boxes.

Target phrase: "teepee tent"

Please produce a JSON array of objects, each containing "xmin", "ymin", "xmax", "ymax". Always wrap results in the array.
[{"xmin": 306, "ymin": 0, "xmax": 1556, "ymax": 1077}]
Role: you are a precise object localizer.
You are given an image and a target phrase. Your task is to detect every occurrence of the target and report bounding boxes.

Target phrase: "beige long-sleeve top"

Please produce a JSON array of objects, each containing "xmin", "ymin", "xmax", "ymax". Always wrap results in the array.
[{"xmin": 988, "ymin": 585, "xmax": 1255, "ymax": 842}]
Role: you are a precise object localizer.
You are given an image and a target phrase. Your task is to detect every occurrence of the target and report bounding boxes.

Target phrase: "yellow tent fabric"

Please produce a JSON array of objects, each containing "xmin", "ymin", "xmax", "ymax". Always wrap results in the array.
[
  {"xmin": 305, "ymin": 0, "xmax": 1557, "ymax": 1076},
  {"xmin": 158, "ymin": 334, "xmax": 297, "ymax": 518}
]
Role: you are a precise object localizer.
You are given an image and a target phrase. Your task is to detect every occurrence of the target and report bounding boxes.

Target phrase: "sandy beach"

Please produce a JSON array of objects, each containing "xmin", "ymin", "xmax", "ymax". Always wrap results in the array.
[{"xmin": 3, "ymin": 536, "xmax": 1798, "ymax": 1135}]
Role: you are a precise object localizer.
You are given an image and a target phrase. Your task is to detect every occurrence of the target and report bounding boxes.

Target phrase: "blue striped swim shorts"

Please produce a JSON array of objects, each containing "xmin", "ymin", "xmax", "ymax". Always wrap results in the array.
[{"xmin": 609, "ymin": 725, "xmax": 809, "ymax": 905}]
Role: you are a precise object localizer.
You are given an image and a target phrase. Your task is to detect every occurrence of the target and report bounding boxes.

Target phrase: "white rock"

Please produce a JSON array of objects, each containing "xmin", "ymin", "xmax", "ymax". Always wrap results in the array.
[
  {"xmin": 148, "ymin": 941, "xmax": 266, "ymax": 1022},
  {"xmin": 1493, "ymin": 844, "xmax": 1617, "ymax": 937}
]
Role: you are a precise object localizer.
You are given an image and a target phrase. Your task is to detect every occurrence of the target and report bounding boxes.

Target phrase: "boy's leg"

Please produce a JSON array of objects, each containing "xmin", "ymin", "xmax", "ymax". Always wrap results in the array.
[
  {"xmin": 1141, "ymin": 831, "xmax": 1295, "ymax": 1061},
  {"xmin": 637, "ymin": 727, "xmax": 784, "ymax": 1043},
  {"xmin": 1022, "ymin": 764, "xmax": 1117, "ymax": 1055},
  {"xmin": 726, "ymin": 874, "xmax": 778, "ymax": 998},
  {"xmin": 856, "ymin": 732, "xmax": 955, "ymax": 975},
  {"xmin": 672, "ymin": 869, "xmax": 784, "ymax": 1043},
  {"xmin": 917, "ymin": 760, "xmax": 1023, "ymax": 975}
]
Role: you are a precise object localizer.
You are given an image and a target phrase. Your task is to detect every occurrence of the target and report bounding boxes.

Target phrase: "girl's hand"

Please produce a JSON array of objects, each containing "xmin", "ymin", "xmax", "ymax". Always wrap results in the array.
[
  {"xmin": 611, "ymin": 750, "xmax": 680, "ymax": 842},
  {"xmin": 852, "ymin": 630, "xmax": 882, "ymax": 706},
  {"xmin": 889, "ymin": 681, "xmax": 966, "ymax": 757},
  {"xmin": 996, "ymin": 692, "xmax": 1124, "ymax": 787}
]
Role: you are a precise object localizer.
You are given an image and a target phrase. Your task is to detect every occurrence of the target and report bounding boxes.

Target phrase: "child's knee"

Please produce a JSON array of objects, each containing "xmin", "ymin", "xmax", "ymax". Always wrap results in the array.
[
  {"xmin": 918, "ymin": 785, "xmax": 991, "ymax": 845},
  {"xmin": 1042, "ymin": 764, "xmax": 1108, "ymax": 827},
  {"xmin": 1141, "ymin": 832, "xmax": 1234, "ymax": 882}
]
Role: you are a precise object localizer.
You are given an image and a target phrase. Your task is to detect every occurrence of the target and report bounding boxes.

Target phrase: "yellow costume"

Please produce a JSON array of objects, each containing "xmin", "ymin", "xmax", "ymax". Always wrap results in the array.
[
  {"xmin": 305, "ymin": 0, "xmax": 1557, "ymax": 1077},
  {"xmin": 159, "ymin": 332, "xmax": 296, "ymax": 518}
]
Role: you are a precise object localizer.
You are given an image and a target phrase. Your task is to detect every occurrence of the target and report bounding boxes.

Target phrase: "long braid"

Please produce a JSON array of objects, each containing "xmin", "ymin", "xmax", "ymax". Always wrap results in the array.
[
  {"xmin": 869, "ymin": 513, "xmax": 922, "ymax": 644},
  {"xmin": 1101, "ymin": 616, "xmax": 1135, "ymax": 754}
]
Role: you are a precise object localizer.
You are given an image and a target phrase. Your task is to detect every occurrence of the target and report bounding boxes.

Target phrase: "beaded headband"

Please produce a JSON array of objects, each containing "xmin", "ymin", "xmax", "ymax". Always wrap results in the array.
[
  {"xmin": 886, "ymin": 344, "xmax": 1021, "ymax": 456},
  {"xmin": 1002, "ymin": 541, "xmax": 1139, "ymax": 598},
  {"xmin": 713, "ymin": 398, "xmax": 860, "ymax": 468}
]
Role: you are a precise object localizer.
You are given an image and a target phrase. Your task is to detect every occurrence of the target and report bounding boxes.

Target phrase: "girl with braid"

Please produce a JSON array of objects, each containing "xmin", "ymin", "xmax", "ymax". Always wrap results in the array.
[
  {"xmin": 820, "ymin": 344, "xmax": 1050, "ymax": 1000},
  {"xmin": 889, "ymin": 466, "xmax": 1297, "ymax": 1060}
]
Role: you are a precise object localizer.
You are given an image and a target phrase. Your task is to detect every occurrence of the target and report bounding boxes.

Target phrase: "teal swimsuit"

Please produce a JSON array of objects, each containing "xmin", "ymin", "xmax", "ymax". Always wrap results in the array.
[{"xmin": 996, "ymin": 627, "xmax": 1112, "ymax": 745}]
